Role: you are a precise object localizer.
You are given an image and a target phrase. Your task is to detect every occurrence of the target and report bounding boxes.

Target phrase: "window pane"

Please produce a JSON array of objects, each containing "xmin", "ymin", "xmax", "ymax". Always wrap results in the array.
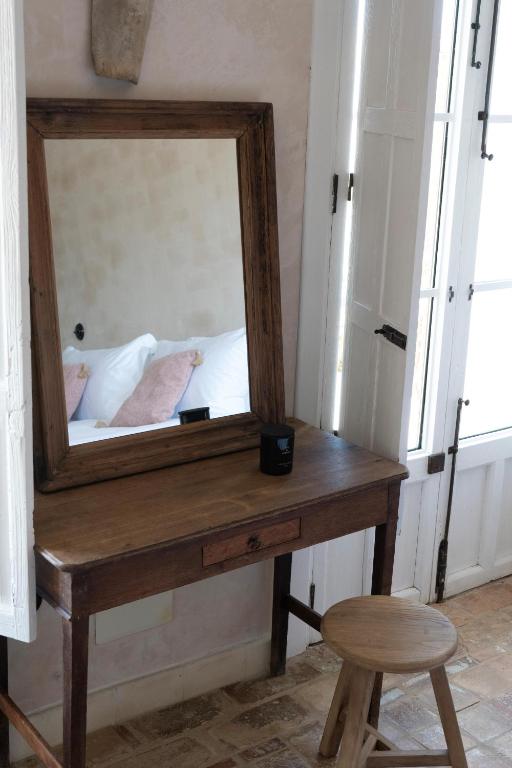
[
  {"xmin": 408, "ymin": 298, "xmax": 433, "ymax": 450},
  {"xmin": 490, "ymin": 1, "xmax": 512, "ymax": 114},
  {"xmin": 436, "ymin": 0, "xmax": 459, "ymax": 113},
  {"xmin": 474, "ymin": 124, "xmax": 512, "ymax": 282},
  {"xmin": 421, "ymin": 123, "xmax": 447, "ymax": 289},
  {"xmin": 461, "ymin": 287, "xmax": 512, "ymax": 439}
]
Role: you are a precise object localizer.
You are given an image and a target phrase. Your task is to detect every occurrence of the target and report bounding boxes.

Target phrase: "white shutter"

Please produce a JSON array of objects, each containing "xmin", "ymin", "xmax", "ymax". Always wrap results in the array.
[
  {"xmin": 0, "ymin": 0, "xmax": 36, "ymax": 642},
  {"xmin": 341, "ymin": 0, "xmax": 441, "ymax": 462}
]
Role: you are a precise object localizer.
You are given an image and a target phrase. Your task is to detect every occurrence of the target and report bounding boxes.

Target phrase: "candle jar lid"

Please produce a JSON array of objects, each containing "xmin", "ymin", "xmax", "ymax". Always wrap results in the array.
[{"xmin": 260, "ymin": 423, "xmax": 295, "ymax": 439}]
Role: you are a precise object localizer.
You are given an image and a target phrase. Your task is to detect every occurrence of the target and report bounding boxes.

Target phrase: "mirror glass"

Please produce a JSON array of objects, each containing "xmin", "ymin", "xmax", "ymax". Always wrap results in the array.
[{"xmin": 44, "ymin": 138, "xmax": 249, "ymax": 446}]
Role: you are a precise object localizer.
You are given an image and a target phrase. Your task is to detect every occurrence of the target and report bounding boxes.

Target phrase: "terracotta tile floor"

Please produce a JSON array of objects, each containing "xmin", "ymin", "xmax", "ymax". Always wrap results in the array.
[{"xmin": 16, "ymin": 577, "xmax": 512, "ymax": 767}]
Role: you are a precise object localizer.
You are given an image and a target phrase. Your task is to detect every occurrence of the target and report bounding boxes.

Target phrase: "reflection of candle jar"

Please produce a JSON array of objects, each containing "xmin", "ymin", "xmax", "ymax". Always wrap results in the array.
[
  {"xmin": 260, "ymin": 424, "xmax": 295, "ymax": 476},
  {"xmin": 179, "ymin": 407, "xmax": 211, "ymax": 425}
]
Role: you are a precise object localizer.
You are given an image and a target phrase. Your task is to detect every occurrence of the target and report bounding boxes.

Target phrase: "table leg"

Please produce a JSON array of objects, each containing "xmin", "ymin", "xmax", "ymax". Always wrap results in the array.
[
  {"xmin": 270, "ymin": 553, "xmax": 292, "ymax": 676},
  {"xmin": 63, "ymin": 616, "xmax": 89, "ymax": 768},
  {"xmin": 369, "ymin": 481, "xmax": 400, "ymax": 728},
  {"xmin": 0, "ymin": 636, "xmax": 8, "ymax": 768}
]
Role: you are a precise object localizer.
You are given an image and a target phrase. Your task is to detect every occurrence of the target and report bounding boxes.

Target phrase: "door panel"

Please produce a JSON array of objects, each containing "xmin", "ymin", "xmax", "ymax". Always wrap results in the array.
[
  {"xmin": 447, "ymin": 466, "xmax": 486, "ymax": 575},
  {"xmin": 496, "ymin": 461, "xmax": 512, "ymax": 561},
  {"xmin": 392, "ymin": 482, "xmax": 423, "ymax": 593},
  {"xmin": 342, "ymin": 0, "xmax": 440, "ymax": 462},
  {"xmin": 0, "ymin": 0, "xmax": 36, "ymax": 641}
]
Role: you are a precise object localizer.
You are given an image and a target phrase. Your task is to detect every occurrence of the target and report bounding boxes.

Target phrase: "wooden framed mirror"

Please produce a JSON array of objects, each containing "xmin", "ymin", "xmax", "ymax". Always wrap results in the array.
[{"xmin": 27, "ymin": 99, "xmax": 285, "ymax": 492}]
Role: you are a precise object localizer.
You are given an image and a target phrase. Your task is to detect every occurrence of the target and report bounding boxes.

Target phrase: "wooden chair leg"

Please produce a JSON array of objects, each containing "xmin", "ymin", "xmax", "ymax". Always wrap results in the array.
[
  {"xmin": 430, "ymin": 665, "xmax": 468, "ymax": 768},
  {"xmin": 319, "ymin": 661, "xmax": 354, "ymax": 757},
  {"xmin": 63, "ymin": 616, "xmax": 89, "ymax": 768},
  {"xmin": 0, "ymin": 637, "xmax": 8, "ymax": 768},
  {"xmin": 338, "ymin": 666, "xmax": 375, "ymax": 768}
]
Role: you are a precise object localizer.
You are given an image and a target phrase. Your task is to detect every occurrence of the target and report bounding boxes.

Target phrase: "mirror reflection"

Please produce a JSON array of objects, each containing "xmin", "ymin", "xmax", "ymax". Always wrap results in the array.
[{"xmin": 44, "ymin": 138, "xmax": 249, "ymax": 445}]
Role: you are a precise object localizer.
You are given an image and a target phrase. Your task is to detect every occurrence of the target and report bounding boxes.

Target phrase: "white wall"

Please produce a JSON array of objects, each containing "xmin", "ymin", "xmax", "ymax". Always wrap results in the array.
[
  {"xmin": 46, "ymin": 138, "xmax": 245, "ymax": 349},
  {"xmin": 10, "ymin": 0, "xmax": 313, "ymax": 721}
]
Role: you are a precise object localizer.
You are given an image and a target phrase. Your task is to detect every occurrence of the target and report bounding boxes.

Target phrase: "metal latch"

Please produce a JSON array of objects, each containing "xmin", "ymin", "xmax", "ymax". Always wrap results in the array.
[
  {"xmin": 428, "ymin": 453, "xmax": 446, "ymax": 474},
  {"xmin": 374, "ymin": 324, "xmax": 407, "ymax": 350}
]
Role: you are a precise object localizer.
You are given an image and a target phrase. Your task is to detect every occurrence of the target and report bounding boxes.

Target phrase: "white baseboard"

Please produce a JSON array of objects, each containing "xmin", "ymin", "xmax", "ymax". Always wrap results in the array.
[
  {"xmin": 9, "ymin": 637, "xmax": 271, "ymax": 762},
  {"xmin": 392, "ymin": 586, "xmax": 421, "ymax": 602},
  {"xmin": 446, "ymin": 560, "xmax": 512, "ymax": 599}
]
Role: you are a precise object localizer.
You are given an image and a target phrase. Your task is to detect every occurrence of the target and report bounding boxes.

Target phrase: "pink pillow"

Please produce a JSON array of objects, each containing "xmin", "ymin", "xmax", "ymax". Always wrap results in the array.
[
  {"xmin": 110, "ymin": 350, "xmax": 200, "ymax": 427},
  {"xmin": 63, "ymin": 363, "xmax": 89, "ymax": 421}
]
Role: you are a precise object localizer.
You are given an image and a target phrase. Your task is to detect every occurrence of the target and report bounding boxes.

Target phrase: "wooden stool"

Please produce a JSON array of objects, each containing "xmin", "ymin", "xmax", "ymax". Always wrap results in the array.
[{"xmin": 319, "ymin": 596, "xmax": 468, "ymax": 768}]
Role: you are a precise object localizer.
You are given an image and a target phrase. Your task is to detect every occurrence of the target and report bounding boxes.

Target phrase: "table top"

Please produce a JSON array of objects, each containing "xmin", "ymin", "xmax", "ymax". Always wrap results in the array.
[{"xmin": 34, "ymin": 421, "xmax": 407, "ymax": 571}]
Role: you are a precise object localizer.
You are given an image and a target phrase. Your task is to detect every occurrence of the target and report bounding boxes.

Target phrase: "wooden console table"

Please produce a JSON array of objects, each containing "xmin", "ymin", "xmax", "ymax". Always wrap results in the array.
[{"xmin": 0, "ymin": 421, "xmax": 407, "ymax": 768}]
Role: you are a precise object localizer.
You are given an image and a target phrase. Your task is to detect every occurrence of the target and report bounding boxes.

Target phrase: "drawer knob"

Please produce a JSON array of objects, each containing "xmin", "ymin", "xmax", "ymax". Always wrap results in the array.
[{"xmin": 247, "ymin": 535, "xmax": 262, "ymax": 551}]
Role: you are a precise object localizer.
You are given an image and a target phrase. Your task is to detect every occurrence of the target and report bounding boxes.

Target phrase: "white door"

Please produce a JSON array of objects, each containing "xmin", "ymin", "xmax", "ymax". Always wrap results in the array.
[
  {"xmin": 311, "ymin": 0, "xmax": 443, "ymax": 620},
  {"xmin": 0, "ymin": 0, "xmax": 36, "ymax": 642},
  {"xmin": 435, "ymin": 0, "xmax": 512, "ymax": 597}
]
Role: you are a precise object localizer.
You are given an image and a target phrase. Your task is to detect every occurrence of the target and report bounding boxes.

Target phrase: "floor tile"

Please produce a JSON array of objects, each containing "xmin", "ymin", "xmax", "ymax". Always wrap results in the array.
[
  {"xmin": 292, "ymin": 672, "xmax": 339, "ymax": 716},
  {"xmin": 382, "ymin": 696, "xmax": 439, "ymax": 732},
  {"xmin": 301, "ymin": 643, "xmax": 341, "ymax": 674},
  {"xmin": 413, "ymin": 723, "xmax": 476, "ymax": 750},
  {"xmin": 214, "ymin": 695, "xmax": 309, "ymax": 750},
  {"xmin": 238, "ymin": 737, "xmax": 288, "ymax": 761},
  {"xmin": 125, "ymin": 691, "xmax": 232, "ymax": 743},
  {"xmin": 490, "ymin": 730, "xmax": 512, "ymax": 760},
  {"xmin": 251, "ymin": 749, "xmax": 311, "ymax": 768},
  {"xmin": 457, "ymin": 701, "xmax": 511, "ymax": 742},
  {"xmin": 410, "ymin": 677, "xmax": 480, "ymax": 712},
  {"xmin": 465, "ymin": 745, "xmax": 511, "ymax": 767},
  {"xmin": 225, "ymin": 662, "xmax": 319, "ymax": 706},
  {"xmin": 84, "ymin": 725, "xmax": 136, "ymax": 765},
  {"xmin": 453, "ymin": 654, "xmax": 512, "ymax": 698},
  {"xmin": 107, "ymin": 735, "xmax": 214, "ymax": 768},
  {"xmin": 489, "ymin": 691, "xmax": 512, "ymax": 718},
  {"xmin": 287, "ymin": 720, "xmax": 335, "ymax": 765},
  {"xmin": 377, "ymin": 714, "xmax": 424, "ymax": 750}
]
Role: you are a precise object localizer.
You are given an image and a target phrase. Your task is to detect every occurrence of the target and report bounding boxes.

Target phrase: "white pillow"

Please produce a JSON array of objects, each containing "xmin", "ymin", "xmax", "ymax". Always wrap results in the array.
[
  {"xmin": 63, "ymin": 334, "xmax": 157, "ymax": 422},
  {"xmin": 154, "ymin": 328, "xmax": 250, "ymax": 419}
]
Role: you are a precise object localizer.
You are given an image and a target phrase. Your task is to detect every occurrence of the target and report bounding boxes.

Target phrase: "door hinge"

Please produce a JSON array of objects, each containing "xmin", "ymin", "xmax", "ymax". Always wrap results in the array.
[
  {"xmin": 448, "ymin": 286, "xmax": 455, "ymax": 303},
  {"xmin": 309, "ymin": 582, "xmax": 316, "ymax": 610},
  {"xmin": 347, "ymin": 172, "xmax": 355, "ymax": 201},
  {"xmin": 428, "ymin": 452, "xmax": 446, "ymax": 474},
  {"xmin": 374, "ymin": 324, "xmax": 407, "ymax": 350},
  {"xmin": 331, "ymin": 174, "xmax": 339, "ymax": 214}
]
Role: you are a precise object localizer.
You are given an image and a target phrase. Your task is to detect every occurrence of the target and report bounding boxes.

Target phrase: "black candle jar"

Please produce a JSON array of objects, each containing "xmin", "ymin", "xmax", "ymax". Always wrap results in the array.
[
  {"xmin": 179, "ymin": 407, "xmax": 210, "ymax": 425},
  {"xmin": 260, "ymin": 423, "xmax": 295, "ymax": 476}
]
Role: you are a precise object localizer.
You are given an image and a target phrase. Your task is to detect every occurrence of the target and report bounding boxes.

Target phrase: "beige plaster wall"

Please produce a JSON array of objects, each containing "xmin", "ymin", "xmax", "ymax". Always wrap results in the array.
[
  {"xmin": 46, "ymin": 138, "xmax": 245, "ymax": 349},
  {"xmin": 17, "ymin": 0, "xmax": 312, "ymax": 715}
]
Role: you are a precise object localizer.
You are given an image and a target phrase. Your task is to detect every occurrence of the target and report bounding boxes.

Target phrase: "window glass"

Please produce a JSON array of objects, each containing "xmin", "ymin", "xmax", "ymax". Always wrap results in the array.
[
  {"xmin": 474, "ymin": 124, "xmax": 512, "ymax": 282},
  {"xmin": 489, "ymin": 1, "xmax": 512, "ymax": 114},
  {"xmin": 408, "ymin": 298, "xmax": 434, "ymax": 450},
  {"xmin": 421, "ymin": 123, "xmax": 448, "ymax": 289},
  {"xmin": 436, "ymin": 0, "xmax": 459, "ymax": 112},
  {"xmin": 461, "ymin": 287, "xmax": 512, "ymax": 438}
]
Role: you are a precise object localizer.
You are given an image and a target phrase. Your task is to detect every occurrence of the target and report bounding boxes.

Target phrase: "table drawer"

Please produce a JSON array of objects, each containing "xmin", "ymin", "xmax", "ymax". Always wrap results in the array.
[{"xmin": 203, "ymin": 518, "xmax": 301, "ymax": 567}]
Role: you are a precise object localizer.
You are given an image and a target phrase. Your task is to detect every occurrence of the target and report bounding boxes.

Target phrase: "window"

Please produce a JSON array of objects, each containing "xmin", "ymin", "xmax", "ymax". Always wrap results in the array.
[{"xmin": 408, "ymin": 0, "xmax": 461, "ymax": 451}]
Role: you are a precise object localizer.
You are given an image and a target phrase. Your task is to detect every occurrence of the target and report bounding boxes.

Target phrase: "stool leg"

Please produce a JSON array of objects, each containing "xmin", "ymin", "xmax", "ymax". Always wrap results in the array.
[
  {"xmin": 430, "ymin": 665, "xmax": 468, "ymax": 768},
  {"xmin": 337, "ymin": 667, "xmax": 375, "ymax": 768},
  {"xmin": 319, "ymin": 661, "xmax": 354, "ymax": 757}
]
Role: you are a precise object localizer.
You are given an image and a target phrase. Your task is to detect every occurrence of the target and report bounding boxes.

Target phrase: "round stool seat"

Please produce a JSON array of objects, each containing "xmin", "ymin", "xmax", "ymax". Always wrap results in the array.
[{"xmin": 321, "ymin": 595, "xmax": 458, "ymax": 673}]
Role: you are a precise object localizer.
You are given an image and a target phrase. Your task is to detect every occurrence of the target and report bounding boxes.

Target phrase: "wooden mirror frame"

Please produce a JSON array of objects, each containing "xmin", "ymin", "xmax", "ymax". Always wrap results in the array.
[{"xmin": 27, "ymin": 99, "xmax": 285, "ymax": 492}]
